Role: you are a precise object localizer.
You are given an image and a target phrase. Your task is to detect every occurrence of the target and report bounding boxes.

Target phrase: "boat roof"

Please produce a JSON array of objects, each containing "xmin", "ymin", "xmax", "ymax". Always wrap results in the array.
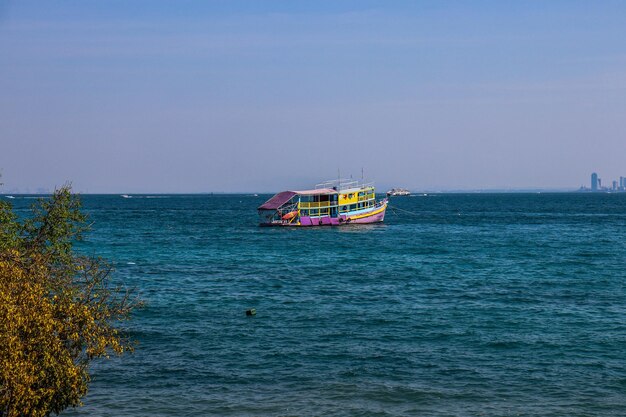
[
  {"xmin": 258, "ymin": 188, "xmax": 336, "ymax": 210},
  {"xmin": 294, "ymin": 188, "xmax": 336, "ymax": 195},
  {"xmin": 315, "ymin": 178, "xmax": 374, "ymax": 192}
]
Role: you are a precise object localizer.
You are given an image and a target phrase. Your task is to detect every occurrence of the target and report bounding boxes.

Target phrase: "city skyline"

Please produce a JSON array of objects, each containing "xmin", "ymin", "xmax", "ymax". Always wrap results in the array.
[{"xmin": 584, "ymin": 171, "xmax": 626, "ymax": 192}]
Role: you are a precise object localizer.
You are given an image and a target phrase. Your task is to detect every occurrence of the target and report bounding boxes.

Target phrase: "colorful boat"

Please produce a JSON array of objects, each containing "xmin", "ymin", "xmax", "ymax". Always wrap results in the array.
[{"xmin": 258, "ymin": 179, "xmax": 388, "ymax": 227}]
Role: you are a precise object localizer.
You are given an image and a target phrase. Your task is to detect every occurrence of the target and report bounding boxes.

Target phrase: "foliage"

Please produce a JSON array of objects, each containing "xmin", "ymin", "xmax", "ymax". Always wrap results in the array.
[{"xmin": 0, "ymin": 186, "xmax": 139, "ymax": 417}]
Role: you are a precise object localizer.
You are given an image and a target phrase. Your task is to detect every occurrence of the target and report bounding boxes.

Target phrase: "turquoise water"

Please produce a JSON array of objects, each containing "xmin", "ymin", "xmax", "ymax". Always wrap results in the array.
[{"xmin": 11, "ymin": 193, "xmax": 626, "ymax": 416}]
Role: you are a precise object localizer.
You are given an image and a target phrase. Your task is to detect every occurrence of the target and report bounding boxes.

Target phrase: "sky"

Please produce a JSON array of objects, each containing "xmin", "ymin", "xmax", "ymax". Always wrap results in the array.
[{"xmin": 1, "ymin": 0, "xmax": 625, "ymax": 193}]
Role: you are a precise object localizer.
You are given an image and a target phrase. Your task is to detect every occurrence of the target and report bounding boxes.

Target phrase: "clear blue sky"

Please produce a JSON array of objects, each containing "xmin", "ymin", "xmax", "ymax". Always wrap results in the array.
[{"xmin": 1, "ymin": 0, "xmax": 625, "ymax": 192}]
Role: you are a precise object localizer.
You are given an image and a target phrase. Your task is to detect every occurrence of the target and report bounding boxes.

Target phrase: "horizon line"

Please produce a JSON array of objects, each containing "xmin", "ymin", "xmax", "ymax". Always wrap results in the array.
[{"xmin": 0, "ymin": 188, "xmax": 608, "ymax": 196}]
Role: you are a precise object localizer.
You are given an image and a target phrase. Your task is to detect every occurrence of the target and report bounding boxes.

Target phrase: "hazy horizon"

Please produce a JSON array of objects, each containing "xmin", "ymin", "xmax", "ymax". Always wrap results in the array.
[
  {"xmin": 2, "ymin": 1, "xmax": 625, "ymax": 193},
  {"xmin": 0, "ymin": 185, "xmax": 604, "ymax": 195}
]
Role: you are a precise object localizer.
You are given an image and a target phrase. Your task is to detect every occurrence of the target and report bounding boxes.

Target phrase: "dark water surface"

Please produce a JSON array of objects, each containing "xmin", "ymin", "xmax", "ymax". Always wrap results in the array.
[{"xmin": 10, "ymin": 193, "xmax": 626, "ymax": 416}]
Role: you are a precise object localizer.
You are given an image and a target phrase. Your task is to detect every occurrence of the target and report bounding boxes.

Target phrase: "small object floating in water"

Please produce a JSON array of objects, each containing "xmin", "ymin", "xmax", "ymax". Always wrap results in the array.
[
  {"xmin": 127, "ymin": 262, "xmax": 136, "ymax": 265},
  {"xmin": 246, "ymin": 308, "xmax": 256, "ymax": 316}
]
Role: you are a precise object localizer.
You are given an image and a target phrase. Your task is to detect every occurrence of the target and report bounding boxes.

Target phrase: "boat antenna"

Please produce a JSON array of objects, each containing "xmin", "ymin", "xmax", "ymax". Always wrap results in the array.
[{"xmin": 361, "ymin": 167, "xmax": 364, "ymax": 181}]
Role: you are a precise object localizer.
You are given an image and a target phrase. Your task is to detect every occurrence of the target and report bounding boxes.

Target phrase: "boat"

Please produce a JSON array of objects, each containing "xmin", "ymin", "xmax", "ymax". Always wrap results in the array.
[
  {"xmin": 386, "ymin": 188, "xmax": 410, "ymax": 196},
  {"xmin": 258, "ymin": 179, "xmax": 388, "ymax": 227}
]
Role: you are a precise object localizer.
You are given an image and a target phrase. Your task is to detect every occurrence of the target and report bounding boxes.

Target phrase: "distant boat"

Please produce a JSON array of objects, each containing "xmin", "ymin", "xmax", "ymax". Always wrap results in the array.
[
  {"xmin": 386, "ymin": 188, "xmax": 411, "ymax": 196},
  {"xmin": 120, "ymin": 194, "xmax": 131, "ymax": 198},
  {"xmin": 5, "ymin": 195, "xmax": 15, "ymax": 199},
  {"xmin": 258, "ymin": 179, "xmax": 387, "ymax": 227}
]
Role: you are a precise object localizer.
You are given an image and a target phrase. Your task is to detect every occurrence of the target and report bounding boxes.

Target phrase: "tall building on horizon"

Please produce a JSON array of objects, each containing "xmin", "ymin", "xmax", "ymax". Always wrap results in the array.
[{"xmin": 591, "ymin": 172, "xmax": 598, "ymax": 191}]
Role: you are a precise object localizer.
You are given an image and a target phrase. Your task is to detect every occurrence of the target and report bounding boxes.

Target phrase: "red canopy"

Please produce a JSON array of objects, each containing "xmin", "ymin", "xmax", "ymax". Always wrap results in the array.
[{"xmin": 258, "ymin": 191, "xmax": 297, "ymax": 210}]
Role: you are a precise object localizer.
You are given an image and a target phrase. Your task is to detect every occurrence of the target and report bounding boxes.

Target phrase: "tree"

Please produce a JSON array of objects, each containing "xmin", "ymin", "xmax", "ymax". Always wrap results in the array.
[{"xmin": 0, "ymin": 186, "xmax": 139, "ymax": 417}]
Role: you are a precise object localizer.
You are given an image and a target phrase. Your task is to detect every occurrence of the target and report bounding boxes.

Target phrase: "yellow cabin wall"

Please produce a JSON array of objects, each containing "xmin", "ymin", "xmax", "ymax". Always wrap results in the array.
[{"xmin": 338, "ymin": 188, "xmax": 374, "ymax": 205}]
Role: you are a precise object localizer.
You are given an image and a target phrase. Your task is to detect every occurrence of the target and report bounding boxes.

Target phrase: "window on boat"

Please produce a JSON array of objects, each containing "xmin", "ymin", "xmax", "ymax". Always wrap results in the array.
[
  {"xmin": 350, "ymin": 204, "xmax": 357, "ymax": 211},
  {"xmin": 301, "ymin": 210, "xmax": 309, "ymax": 216},
  {"xmin": 310, "ymin": 209, "xmax": 319, "ymax": 216}
]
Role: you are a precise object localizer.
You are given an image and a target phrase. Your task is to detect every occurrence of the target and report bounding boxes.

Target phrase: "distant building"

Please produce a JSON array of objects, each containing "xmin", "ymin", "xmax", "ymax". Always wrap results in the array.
[
  {"xmin": 621, "ymin": 176, "xmax": 625, "ymax": 189},
  {"xmin": 613, "ymin": 180, "xmax": 618, "ymax": 191},
  {"xmin": 591, "ymin": 172, "xmax": 598, "ymax": 191}
]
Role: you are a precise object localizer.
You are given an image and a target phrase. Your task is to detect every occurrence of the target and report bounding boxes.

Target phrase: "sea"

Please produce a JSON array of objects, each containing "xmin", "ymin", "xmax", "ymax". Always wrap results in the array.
[{"xmin": 8, "ymin": 193, "xmax": 626, "ymax": 416}]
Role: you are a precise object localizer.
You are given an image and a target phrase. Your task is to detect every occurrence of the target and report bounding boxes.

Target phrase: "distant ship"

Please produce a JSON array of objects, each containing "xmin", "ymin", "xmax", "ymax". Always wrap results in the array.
[
  {"xmin": 258, "ymin": 179, "xmax": 388, "ymax": 227},
  {"xmin": 386, "ymin": 188, "xmax": 411, "ymax": 196}
]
